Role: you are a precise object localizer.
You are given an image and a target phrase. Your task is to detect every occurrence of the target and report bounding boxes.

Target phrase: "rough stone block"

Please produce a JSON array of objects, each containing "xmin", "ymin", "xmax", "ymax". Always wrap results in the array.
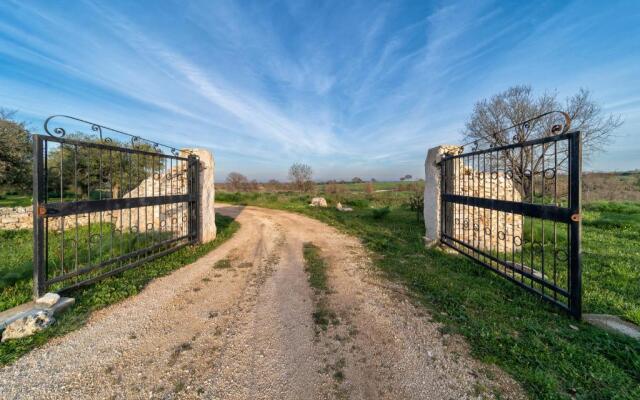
[
  {"xmin": 1, "ymin": 310, "xmax": 55, "ymax": 342},
  {"xmin": 36, "ymin": 293, "xmax": 60, "ymax": 307}
]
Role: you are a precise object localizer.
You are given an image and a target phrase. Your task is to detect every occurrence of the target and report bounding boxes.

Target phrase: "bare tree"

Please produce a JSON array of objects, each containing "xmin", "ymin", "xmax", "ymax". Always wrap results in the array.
[
  {"xmin": 226, "ymin": 172, "xmax": 249, "ymax": 191},
  {"xmin": 288, "ymin": 163, "xmax": 313, "ymax": 192},
  {"xmin": 464, "ymin": 85, "xmax": 623, "ymax": 197}
]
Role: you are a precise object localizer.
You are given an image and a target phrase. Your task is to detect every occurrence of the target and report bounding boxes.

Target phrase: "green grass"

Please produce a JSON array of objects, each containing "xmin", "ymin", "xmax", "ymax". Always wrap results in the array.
[
  {"xmin": 0, "ymin": 194, "xmax": 31, "ymax": 207},
  {"xmin": 0, "ymin": 213, "xmax": 239, "ymax": 365},
  {"xmin": 1, "ymin": 224, "xmax": 174, "ymax": 312},
  {"xmin": 302, "ymin": 242, "xmax": 338, "ymax": 331},
  {"xmin": 220, "ymin": 191, "xmax": 640, "ymax": 400},
  {"xmin": 582, "ymin": 202, "xmax": 640, "ymax": 324},
  {"xmin": 303, "ymin": 242, "xmax": 328, "ymax": 291}
]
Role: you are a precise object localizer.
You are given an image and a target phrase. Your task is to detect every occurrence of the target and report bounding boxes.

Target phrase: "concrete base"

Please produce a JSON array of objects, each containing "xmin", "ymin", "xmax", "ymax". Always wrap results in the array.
[
  {"xmin": 423, "ymin": 237, "xmax": 440, "ymax": 249},
  {"xmin": 583, "ymin": 314, "xmax": 640, "ymax": 340},
  {"xmin": 0, "ymin": 297, "xmax": 75, "ymax": 333}
]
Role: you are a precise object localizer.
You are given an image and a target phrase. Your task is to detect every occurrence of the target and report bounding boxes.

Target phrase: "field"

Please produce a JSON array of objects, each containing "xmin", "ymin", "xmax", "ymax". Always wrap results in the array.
[
  {"xmin": 0, "ymin": 213, "xmax": 239, "ymax": 365},
  {"xmin": 0, "ymin": 194, "xmax": 31, "ymax": 207},
  {"xmin": 216, "ymin": 183, "xmax": 640, "ymax": 400}
]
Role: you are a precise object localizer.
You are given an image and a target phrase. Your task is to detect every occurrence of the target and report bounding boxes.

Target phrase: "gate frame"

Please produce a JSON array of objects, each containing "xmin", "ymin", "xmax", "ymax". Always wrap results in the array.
[
  {"xmin": 434, "ymin": 131, "xmax": 583, "ymax": 319},
  {"xmin": 31, "ymin": 129, "xmax": 201, "ymax": 298}
]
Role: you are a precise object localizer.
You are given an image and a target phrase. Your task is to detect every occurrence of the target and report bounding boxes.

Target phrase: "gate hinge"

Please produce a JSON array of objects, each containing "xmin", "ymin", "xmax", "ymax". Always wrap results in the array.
[{"xmin": 570, "ymin": 213, "xmax": 581, "ymax": 222}]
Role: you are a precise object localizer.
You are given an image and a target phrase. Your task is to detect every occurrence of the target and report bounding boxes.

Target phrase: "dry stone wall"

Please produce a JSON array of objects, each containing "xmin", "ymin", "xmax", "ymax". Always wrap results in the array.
[
  {"xmin": 0, "ymin": 207, "xmax": 32, "ymax": 230},
  {"xmin": 0, "ymin": 207, "xmax": 115, "ymax": 231},
  {"xmin": 449, "ymin": 164, "xmax": 523, "ymax": 253},
  {"xmin": 425, "ymin": 145, "xmax": 522, "ymax": 253}
]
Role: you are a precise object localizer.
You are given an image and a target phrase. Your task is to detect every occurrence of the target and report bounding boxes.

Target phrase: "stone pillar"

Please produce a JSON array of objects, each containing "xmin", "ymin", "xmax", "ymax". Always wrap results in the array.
[
  {"xmin": 182, "ymin": 148, "xmax": 216, "ymax": 243},
  {"xmin": 424, "ymin": 145, "xmax": 461, "ymax": 247}
]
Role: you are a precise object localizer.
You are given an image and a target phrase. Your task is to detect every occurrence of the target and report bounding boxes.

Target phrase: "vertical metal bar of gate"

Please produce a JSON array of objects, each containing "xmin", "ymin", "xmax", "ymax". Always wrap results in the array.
[
  {"xmin": 32, "ymin": 135, "xmax": 46, "ymax": 298},
  {"xmin": 568, "ymin": 132, "xmax": 582, "ymax": 318}
]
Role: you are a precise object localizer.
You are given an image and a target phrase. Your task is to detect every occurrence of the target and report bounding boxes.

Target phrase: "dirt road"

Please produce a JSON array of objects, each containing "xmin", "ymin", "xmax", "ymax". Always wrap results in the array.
[{"xmin": 0, "ymin": 205, "xmax": 523, "ymax": 399}]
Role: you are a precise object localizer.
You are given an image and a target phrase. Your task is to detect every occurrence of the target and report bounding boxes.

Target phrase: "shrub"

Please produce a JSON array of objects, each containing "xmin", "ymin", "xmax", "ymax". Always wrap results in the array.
[
  {"xmin": 371, "ymin": 206, "xmax": 390, "ymax": 219},
  {"xmin": 407, "ymin": 192, "xmax": 424, "ymax": 221},
  {"xmin": 345, "ymin": 198, "xmax": 370, "ymax": 208}
]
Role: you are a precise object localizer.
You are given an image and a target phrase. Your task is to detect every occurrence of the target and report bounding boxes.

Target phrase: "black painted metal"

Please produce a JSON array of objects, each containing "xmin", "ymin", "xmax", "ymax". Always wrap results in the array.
[
  {"xmin": 32, "ymin": 117, "xmax": 199, "ymax": 297},
  {"xmin": 440, "ymin": 128, "xmax": 582, "ymax": 318}
]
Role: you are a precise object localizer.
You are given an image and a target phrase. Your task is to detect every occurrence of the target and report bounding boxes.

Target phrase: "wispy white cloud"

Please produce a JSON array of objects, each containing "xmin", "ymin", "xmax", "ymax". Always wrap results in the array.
[{"xmin": 0, "ymin": 0, "xmax": 638, "ymax": 179}]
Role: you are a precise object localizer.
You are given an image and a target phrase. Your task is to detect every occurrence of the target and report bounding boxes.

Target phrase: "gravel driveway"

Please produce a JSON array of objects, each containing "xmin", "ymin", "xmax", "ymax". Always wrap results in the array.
[{"xmin": 0, "ymin": 204, "xmax": 524, "ymax": 399}]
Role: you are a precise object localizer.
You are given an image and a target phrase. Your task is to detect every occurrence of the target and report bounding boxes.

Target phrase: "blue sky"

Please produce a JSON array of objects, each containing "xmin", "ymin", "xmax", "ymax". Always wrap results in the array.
[{"xmin": 0, "ymin": 0, "xmax": 639, "ymax": 181}]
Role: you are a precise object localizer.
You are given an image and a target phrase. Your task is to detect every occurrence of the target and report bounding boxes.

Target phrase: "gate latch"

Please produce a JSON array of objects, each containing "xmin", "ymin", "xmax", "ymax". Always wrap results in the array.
[
  {"xmin": 570, "ymin": 213, "xmax": 581, "ymax": 222},
  {"xmin": 37, "ymin": 205, "xmax": 47, "ymax": 217}
]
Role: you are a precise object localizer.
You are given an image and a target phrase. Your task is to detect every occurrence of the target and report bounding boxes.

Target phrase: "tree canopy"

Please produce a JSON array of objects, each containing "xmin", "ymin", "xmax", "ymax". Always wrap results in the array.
[{"xmin": 0, "ymin": 109, "xmax": 32, "ymax": 193}]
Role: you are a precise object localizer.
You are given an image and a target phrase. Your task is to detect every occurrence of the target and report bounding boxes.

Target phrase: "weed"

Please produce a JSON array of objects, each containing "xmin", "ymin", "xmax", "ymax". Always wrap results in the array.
[
  {"xmin": 213, "ymin": 258, "xmax": 233, "ymax": 269},
  {"xmin": 303, "ymin": 243, "xmax": 328, "ymax": 291}
]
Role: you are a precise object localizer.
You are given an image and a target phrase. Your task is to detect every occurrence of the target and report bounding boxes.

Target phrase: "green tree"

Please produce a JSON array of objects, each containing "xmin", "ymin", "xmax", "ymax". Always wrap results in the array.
[
  {"xmin": 0, "ymin": 109, "xmax": 32, "ymax": 194},
  {"xmin": 45, "ymin": 133, "xmax": 163, "ymax": 200}
]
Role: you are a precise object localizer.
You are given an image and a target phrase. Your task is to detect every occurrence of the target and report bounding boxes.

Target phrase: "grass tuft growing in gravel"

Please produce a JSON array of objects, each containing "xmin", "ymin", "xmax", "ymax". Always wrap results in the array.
[
  {"xmin": 0, "ymin": 213, "xmax": 239, "ymax": 365},
  {"xmin": 213, "ymin": 258, "xmax": 233, "ymax": 269},
  {"xmin": 303, "ymin": 242, "xmax": 328, "ymax": 291},
  {"xmin": 303, "ymin": 242, "xmax": 339, "ymax": 332}
]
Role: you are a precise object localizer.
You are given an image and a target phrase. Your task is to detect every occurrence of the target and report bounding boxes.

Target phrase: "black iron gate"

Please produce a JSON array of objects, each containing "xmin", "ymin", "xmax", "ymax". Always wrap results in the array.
[
  {"xmin": 33, "ymin": 116, "xmax": 199, "ymax": 297},
  {"xmin": 439, "ymin": 113, "xmax": 582, "ymax": 318}
]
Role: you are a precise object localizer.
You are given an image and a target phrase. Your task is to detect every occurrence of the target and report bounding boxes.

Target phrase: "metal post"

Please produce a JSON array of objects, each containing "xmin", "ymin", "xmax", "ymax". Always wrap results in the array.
[
  {"xmin": 440, "ymin": 158, "xmax": 445, "ymax": 243},
  {"xmin": 568, "ymin": 131, "xmax": 582, "ymax": 319},
  {"xmin": 187, "ymin": 154, "xmax": 199, "ymax": 243},
  {"xmin": 32, "ymin": 135, "xmax": 46, "ymax": 298}
]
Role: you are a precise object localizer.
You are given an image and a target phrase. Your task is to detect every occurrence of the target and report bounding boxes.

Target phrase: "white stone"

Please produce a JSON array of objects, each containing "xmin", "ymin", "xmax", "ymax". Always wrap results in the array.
[
  {"xmin": 1, "ymin": 310, "xmax": 55, "ymax": 342},
  {"xmin": 310, "ymin": 197, "xmax": 328, "ymax": 208},
  {"xmin": 183, "ymin": 148, "xmax": 217, "ymax": 243},
  {"xmin": 424, "ymin": 145, "xmax": 462, "ymax": 245},
  {"xmin": 336, "ymin": 203, "xmax": 353, "ymax": 212},
  {"xmin": 35, "ymin": 293, "xmax": 60, "ymax": 307}
]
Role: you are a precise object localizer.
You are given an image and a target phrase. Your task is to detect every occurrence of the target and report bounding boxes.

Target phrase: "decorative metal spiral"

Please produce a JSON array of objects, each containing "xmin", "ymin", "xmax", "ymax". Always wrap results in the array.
[
  {"xmin": 456, "ymin": 111, "xmax": 572, "ymax": 152},
  {"xmin": 44, "ymin": 115, "xmax": 67, "ymax": 137},
  {"xmin": 42, "ymin": 115, "xmax": 186, "ymax": 156},
  {"xmin": 544, "ymin": 168, "xmax": 556, "ymax": 180},
  {"xmin": 91, "ymin": 124, "xmax": 103, "ymax": 140},
  {"xmin": 555, "ymin": 249, "xmax": 568, "ymax": 262}
]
